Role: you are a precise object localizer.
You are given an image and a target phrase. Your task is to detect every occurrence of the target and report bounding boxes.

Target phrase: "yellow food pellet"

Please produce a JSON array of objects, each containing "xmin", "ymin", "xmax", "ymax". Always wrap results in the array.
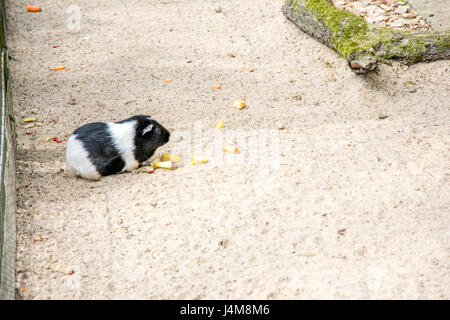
[
  {"xmin": 233, "ymin": 100, "xmax": 246, "ymax": 110},
  {"xmin": 151, "ymin": 157, "xmax": 161, "ymax": 168},
  {"xmin": 191, "ymin": 157, "xmax": 208, "ymax": 165},
  {"xmin": 161, "ymin": 153, "xmax": 181, "ymax": 162},
  {"xmin": 215, "ymin": 121, "xmax": 225, "ymax": 129},
  {"xmin": 24, "ymin": 117, "xmax": 36, "ymax": 123},
  {"xmin": 153, "ymin": 161, "xmax": 173, "ymax": 170}
]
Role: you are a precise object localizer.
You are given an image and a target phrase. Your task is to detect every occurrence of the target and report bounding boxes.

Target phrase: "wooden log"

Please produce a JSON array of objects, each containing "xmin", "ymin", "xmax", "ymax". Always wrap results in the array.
[{"xmin": 282, "ymin": 0, "xmax": 450, "ymax": 73}]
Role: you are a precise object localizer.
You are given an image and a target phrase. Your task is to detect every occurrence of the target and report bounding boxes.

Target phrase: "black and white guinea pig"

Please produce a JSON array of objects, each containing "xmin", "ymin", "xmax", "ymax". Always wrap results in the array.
[{"xmin": 66, "ymin": 115, "xmax": 170, "ymax": 180}]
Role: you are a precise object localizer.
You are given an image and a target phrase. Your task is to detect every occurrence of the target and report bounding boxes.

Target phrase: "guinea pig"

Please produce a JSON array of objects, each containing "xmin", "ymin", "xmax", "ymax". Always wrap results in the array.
[{"xmin": 66, "ymin": 115, "xmax": 170, "ymax": 180}]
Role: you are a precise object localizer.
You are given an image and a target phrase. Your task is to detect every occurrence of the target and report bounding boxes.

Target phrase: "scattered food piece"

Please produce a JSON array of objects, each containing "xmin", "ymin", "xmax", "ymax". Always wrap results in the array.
[
  {"xmin": 52, "ymin": 137, "xmax": 67, "ymax": 143},
  {"xmin": 161, "ymin": 153, "xmax": 181, "ymax": 162},
  {"xmin": 45, "ymin": 137, "xmax": 52, "ymax": 142},
  {"xmin": 277, "ymin": 123, "xmax": 285, "ymax": 130},
  {"xmin": 191, "ymin": 156, "xmax": 208, "ymax": 165},
  {"xmin": 151, "ymin": 157, "xmax": 161, "ymax": 168},
  {"xmin": 52, "ymin": 45, "xmax": 60, "ymax": 48},
  {"xmin": 33, "ymin": 237, "xmax": 42, "ymax": 242},
  {"xmin": 228, "ymin": 53, "xmax": 236, "ymax": 58},
  {"xmin": 24, "ymin": 130, "xmax": 35, "ymax": 135},
  {"xmin": 164, "ymin": 78, "xmax": 173, "ymax": 83},
  {"xmin": 212, "ymin": 84, "xmax": 222, "ymax": 90},
  {"xmin": 50, "ymin": 263, "xmax": 74, "ymax": 275},
  {"xmin": 215, "ymin": 121, "xmax": 225, "ymax": 129},
  {"xmin": 55, "ymin": 66, "xmax": 66, "ymax": 71},
  {"xmin": 378, "ymin": 115, "xmax": 389, "ymax": 120},
  {"xmin": 223, "ymin": 146, "xmax": 239, "ymax": 154},
  {"xmin": 136, "ymin": 166, "xmax": 155, "ymax": 174},
  {"xmin": 153, "ymin": 160, "xmax": 173, "ymax": 170},
  {"xmin": 233, "ymin": 99, "xmax": 246, "ymax": 110},
  {"xmin": 248, "ymin": 68, "xmax": 254, "ymax": 72},
  {"xmin": 26, "ymin": 4, "xmax": 41, "ymax": 12},
  {"xmin": 23, "ymin": 117, "xmax": 36, "ymax": 123}
]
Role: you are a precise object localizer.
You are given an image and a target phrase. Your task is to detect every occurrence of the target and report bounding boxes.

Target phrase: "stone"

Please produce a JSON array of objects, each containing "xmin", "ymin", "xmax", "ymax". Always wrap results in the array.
[
  {"xmin": 403, "ymin": 12, "xmax": 418, "ymax": 19},
  {"xmin": 367, "ymin": 14, "xmax": 388, "ymax": 24},
  {"xmin": 390, "ymin": 19, "xmax": 409, "ymax": 28},
  {"xmin": 395, "ymin": 5, "xmax": 409, "ymax": 15}
]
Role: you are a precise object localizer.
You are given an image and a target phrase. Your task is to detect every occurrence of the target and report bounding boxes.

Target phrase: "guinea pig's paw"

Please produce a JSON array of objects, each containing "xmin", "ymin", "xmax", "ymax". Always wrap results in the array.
[{"xmin": 122, "ymin": 160, "xmax": 140, "ymax": 172}]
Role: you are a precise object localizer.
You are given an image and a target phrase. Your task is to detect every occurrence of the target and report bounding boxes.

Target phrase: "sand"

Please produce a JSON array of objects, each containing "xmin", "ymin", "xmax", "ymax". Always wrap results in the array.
[{"xmin": 7, "ymin": 0, "xmax": 449, "ymax": 299}]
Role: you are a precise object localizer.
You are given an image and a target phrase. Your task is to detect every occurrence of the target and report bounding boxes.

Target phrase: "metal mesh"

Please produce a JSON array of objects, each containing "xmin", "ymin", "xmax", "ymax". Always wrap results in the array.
[{"xmin": 0, "ymin": 0, "xmax": 16, "ymax": 300}]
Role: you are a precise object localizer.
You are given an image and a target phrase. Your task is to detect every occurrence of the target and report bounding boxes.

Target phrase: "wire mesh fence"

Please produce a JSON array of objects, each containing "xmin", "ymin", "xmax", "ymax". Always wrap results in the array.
[{"xmin": 0, "ymin": 0, "xmax": 16, "ymax": 300}]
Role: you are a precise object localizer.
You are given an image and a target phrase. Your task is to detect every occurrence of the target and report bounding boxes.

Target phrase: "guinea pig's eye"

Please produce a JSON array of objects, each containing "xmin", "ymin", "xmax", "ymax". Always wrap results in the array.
[{"xmin": 155, "ymin": 127, "xmax": 161, "ymax": 134}]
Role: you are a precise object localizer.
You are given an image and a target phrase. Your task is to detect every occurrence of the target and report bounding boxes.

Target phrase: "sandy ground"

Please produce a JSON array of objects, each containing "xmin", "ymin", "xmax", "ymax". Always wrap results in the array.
[
  {"xmin": 409, "ymin": 0, "xmax": 450, "ymax": 30},
  {"xmin": 7, "ymin": 0, "xmax": 449, "ymax": 299}
]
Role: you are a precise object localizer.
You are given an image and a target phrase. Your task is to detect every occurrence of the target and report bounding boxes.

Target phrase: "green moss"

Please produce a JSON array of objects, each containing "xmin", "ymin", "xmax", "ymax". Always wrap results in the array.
[
  {"xmin": 382, "ymin": 34, "xmax": 426, "ymax": 62},
  {"xmin": 290, "ymin": 0, "xmax": 449, "ymax": 63},
  {"xmin": 434, "ymin": 32, "xmax": 450, "ymax": 49},
  {"xmin": 303, "ymin": 0, "xmax": 377, "ymax": 58}
]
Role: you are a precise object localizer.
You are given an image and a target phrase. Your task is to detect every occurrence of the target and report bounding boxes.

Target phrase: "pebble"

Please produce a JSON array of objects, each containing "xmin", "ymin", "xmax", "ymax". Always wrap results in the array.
[
  {"xmin": 395, "ymin": 6, "xmax": 409, "ymax": 15},
  {"xmin": 333, "ymin": 0, "xmax": 431, "ymax": 31}
]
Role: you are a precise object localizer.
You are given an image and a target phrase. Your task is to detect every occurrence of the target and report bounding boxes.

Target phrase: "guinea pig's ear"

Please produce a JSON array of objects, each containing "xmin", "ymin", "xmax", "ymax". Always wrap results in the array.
[{"xmin": 141, "ymin": 124, "xmax": 153, "ymax": 136}]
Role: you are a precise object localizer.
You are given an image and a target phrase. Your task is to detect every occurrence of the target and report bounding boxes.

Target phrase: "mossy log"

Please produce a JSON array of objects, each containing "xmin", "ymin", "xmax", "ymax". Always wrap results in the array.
[{"xmin": 283, "ymin": 0, "xmax": 450, "ymax": 73}]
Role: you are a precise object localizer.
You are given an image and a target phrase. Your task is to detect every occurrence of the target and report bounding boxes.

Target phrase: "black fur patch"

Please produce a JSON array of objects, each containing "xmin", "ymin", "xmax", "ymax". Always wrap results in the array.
[{"xmin": 127, "ymin": 115, "xmax": 170, "ymax": 163}]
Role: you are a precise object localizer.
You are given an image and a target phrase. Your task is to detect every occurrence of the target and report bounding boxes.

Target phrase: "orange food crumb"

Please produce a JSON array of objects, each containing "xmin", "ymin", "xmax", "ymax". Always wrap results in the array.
[
  {"xmin": 55, "ymin": 66, "xmax": 66, "ymax": 71},
  {"xmin": 212, "ymin": 84, "xmax": 222, "ymax": 90},
  {"xmin": 164, "ymin": 78, "xmax": 173, "ymax": 83},
  {"xmin": 26, "ymin": 4, "xmax": 41, "ymax": 12},
  {"xmin": 223, "ymin": 146, "xmax": 239, "ymax": 154}
]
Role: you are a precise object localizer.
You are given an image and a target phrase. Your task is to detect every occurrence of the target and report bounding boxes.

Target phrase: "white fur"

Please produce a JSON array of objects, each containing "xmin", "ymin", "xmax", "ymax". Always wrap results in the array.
[
  {"xmin": 66, "ymin": 135, "xmax": 101, "ymax": 180},
  {"xmin": 107, "ymin": 121, "xmax": 140, "ymax": 172}
]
